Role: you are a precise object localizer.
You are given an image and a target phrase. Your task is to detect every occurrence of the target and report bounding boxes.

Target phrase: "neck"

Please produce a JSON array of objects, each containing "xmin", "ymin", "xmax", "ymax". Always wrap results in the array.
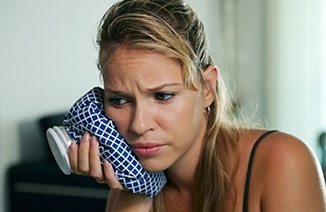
[
  {"xmin": 163, "ymin": 179, "xmax": 195, "ymax": 212},
  {"xmin": 162, "ymin": 151, "xmax": 201, "ymax": 212},
  {"xmin": 165, "ymin": 126, "xmax": 206, "ymax": 193},
  {"xmin": 165, "ymin": 155, "xmax": 199, "ymax": 194}
]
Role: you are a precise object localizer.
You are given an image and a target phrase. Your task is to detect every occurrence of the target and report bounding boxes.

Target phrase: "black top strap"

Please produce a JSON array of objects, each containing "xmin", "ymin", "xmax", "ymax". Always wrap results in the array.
[{"xmin": 243, "ymin": 130, "xmax": 278, "ymax": 212}]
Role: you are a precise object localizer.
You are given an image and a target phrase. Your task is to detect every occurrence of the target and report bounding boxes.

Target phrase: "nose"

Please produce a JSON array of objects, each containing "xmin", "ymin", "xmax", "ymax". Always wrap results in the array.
[{"xmin": 129, "ymin": 103, "xmax": 153, "ymax": 135}]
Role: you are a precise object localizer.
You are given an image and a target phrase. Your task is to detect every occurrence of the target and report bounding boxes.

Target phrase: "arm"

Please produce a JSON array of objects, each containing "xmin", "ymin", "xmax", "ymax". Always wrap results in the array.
[
  {"xmin": 68, "ymin": 133, "xmax": 153, "ymax": 212},
  {"xmin": 260, "ymin": 132, "xmax": 326, "ymax": 211},
  {"xmin": 103, "ymin": 160, "xmax": 153, "ymax": 212}
]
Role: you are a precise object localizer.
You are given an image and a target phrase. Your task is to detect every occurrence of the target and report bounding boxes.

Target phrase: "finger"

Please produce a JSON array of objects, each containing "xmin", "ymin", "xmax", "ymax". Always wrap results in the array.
[
  {"xmin": 89, "ymin": 137, "xmax": 105, "ymax": 181},
  {"xmin": 78, "ymin": 132, "xmax": 91, "ymax": 173},
  {"xmin": 68, "ymin": 142, "xmax": 79, "ymax": 173},
  {"xmin": 103, "ymin": 160, "xmax": 124, "ymax": 190}
]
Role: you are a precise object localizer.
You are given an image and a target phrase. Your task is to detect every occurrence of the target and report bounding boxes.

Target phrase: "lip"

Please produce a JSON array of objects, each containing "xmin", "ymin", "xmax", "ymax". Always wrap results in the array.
[{"xmin": 130, "ymin": 143, "xmax": 165, "ymax": 157}]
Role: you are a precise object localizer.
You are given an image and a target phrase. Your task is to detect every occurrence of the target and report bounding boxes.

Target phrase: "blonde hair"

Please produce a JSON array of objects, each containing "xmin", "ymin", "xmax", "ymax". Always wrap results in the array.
[{"xmin": 97, "ymin": 0, "xmax": 241, "ymax": 211}]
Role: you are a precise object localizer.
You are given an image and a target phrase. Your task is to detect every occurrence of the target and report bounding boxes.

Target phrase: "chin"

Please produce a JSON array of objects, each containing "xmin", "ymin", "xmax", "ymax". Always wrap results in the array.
[{"xmin": 139, "ymin": 160, "xmax": 167, "ymax": 173}]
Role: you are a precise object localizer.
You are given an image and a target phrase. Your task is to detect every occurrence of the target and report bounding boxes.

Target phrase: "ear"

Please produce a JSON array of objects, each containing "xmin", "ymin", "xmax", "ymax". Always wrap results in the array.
[{"xmin": 202, "ymin": 65, "xmax": 218, "ymax": 108}]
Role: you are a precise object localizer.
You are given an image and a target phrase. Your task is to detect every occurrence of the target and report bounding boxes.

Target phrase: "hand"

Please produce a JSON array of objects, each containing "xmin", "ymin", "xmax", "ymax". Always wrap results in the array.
[
  {"xmin": 68, "ymin": 132, "xmax": 153, "ymax": 211},
  {"xmin": 68, "ymin": 132, "xmax": 124, "ymax": 190}
]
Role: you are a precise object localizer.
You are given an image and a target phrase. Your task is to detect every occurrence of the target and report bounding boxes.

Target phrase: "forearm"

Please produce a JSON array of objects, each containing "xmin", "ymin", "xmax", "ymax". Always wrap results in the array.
[{"xmin": 106, "ymin": 190, "xmax": 153, "ymax": 212}]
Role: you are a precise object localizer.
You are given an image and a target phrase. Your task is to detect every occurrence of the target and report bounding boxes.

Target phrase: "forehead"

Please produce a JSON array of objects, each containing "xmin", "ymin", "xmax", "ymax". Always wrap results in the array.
[
  {"xmin": 108, "ymin": 47, "xmax": 178, "ymax": 66},
  {"xmin": 103, "ymin": 47, "xmax": 184, "ymax": 87}
]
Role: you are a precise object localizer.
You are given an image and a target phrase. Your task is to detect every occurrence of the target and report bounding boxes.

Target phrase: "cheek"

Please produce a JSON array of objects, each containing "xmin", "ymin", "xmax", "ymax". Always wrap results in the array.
[
  {"xmin": 170, "ymin": 94, "xmax": 205, "ymax": 133},
  {"xmin": 182, "ymin": 91, "xmax": 204, "ymax": 120}
]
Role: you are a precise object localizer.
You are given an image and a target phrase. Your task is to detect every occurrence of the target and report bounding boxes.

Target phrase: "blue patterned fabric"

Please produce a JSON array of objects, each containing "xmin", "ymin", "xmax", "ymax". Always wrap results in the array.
[{"xmin": 63, "ymin": 87, "xmax": 166, "ymax": 197}]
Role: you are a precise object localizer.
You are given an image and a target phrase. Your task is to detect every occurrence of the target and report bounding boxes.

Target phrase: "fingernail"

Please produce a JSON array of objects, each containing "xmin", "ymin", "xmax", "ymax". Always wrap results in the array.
[
  {"xmin": 70, "ymin": 142, "xmax": 77, "ymax": 151},
  {"xmin": 103, "ymin": 160, "xmax": 111, "ymax": 170},
  {"xmin": 91, "ymin": 137, "xmax": 98, "ymax": 148},
  {"xmin": 82, "ymin": 132, "xmax": 90, "ymax": 142}
]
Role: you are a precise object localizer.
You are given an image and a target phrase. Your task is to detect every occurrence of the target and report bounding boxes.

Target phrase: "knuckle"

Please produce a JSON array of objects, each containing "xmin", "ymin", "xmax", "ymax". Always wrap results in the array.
[
  {"xmin": 77, "ymin": 164, "xmax": 89, "ymax": 173},
  {"xmin": 89, "ymin": 170, "xmax": 101, "ymax": 179},
  {"xmin": 73, "ymin": 170, "xmax": 83, "ymax": 175}
]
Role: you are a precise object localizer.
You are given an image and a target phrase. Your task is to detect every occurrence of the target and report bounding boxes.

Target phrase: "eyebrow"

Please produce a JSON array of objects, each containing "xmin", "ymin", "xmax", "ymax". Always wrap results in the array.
[
  {"xmin": 147, "ymin": 83, "xmax": 182, "ymax": 92},
  {"xmin": 105, "ymin": 83, "xmax": 182, "ymax": 94}
]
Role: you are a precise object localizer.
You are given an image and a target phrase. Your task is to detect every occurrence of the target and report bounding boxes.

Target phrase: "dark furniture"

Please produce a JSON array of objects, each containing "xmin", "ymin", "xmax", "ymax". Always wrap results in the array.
[
  {"xmin": 7, "ymin": 113, "xmax": 109, "ymax": 212},
  {"xmin": 7, "ymin": 163, "xmax": 109, "ymax": 212}
]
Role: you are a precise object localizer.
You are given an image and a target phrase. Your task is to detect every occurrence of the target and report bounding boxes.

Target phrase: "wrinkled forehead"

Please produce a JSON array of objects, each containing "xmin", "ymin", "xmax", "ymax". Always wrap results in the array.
[
  {"xmin": 102, "ymin": 47, "xmax": 187, "ymax": 91},
  {"xmin": 100, "ymin": 45, "xmax": 200, "ymax": 90},
  {"xmin": 101, "ymin": 45, "xmax": 181, "ymax": 75}
]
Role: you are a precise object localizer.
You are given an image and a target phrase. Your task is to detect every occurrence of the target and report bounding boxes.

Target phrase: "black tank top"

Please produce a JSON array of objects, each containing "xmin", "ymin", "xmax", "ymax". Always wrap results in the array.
[{"xmin": 243, "ymin": 130, "xmax": 278, "ymax": 212}]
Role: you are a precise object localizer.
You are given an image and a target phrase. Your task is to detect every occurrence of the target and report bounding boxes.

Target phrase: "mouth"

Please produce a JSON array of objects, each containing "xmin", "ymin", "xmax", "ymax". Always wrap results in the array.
[{"xmin": 130, "ymin": 143, "xmax": 165, "ymax": 157}]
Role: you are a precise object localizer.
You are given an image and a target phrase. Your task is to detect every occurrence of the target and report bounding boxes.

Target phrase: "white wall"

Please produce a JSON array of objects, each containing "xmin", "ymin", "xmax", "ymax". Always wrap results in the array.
[
  {"xmin": 321, "ymin": 0, "xmax": 326, "ymax": 131},
  {"xmin": 265, "ymin": 0, "xmax": 325, "ymax": 158},
  {"xmin": 234, "ymin": 0, "xmax": 266, "ymax": 121}
]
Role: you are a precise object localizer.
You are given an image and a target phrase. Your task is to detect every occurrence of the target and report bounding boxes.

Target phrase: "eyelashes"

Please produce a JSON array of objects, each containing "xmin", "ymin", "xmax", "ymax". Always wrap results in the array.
[
  {"xmin": 107, "ymin": 96, "xmax": 128, "ymax": 107},
  {"xmin": 153, "ymin": 92, "xmax": 175, "ymax": 102},
  {"xmin": 107, "ymin": 92, "xmax": 176, "ymax": 107}
]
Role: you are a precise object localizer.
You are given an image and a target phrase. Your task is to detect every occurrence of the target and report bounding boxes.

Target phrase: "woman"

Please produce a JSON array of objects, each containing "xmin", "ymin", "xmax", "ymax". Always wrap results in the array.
[{"xmin": 68, "ymin": 0, "xmax": 326, "ymax": 211}]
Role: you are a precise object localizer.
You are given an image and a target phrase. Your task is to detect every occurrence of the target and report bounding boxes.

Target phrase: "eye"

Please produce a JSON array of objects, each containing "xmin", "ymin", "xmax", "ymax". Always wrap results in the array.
[
  {"xmin": 154, "ymin": 92, "xmax": 175, "ymax": 102},
  {"xmin": 107, "ymin": 96, "xmax": 129, "ymax": 107}
]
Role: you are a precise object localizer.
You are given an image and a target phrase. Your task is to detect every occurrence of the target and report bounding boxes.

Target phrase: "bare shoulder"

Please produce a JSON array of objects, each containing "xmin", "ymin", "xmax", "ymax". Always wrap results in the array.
[
  {"xmin": 256, "ymin": 131, "xmax": 321, "ymax": 176},
  {"xmin": 248, "ymin": 130, "xmax": 326, "ymax": 211},
  {"xmin": 257, "ymin": 131, "xmax": 318, "ymax": 166}
]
